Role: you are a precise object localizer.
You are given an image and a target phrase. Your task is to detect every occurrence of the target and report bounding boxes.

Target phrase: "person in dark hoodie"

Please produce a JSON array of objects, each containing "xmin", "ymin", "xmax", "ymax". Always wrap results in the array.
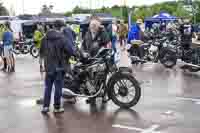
[{"xmin": 40, "ymin": 20, "xmax": 76, "ymax": 114}]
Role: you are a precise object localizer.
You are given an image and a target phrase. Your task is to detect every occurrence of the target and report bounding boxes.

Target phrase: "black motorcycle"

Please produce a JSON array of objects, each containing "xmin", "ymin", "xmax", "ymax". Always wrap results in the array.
[
  {"xmin": 63, "ymin": 48, "xmax": 141, "ymax": 108},
  {"xmin": 127, "ymin": 32, "xmax": 177, "ymax": 68},
  {"xmin": 170, "ymin": 41, "xmax": 200, "ymax": 72},
  {"xmin": 13, "ymin": 40, "xmax": 33, "ymax": 55}
]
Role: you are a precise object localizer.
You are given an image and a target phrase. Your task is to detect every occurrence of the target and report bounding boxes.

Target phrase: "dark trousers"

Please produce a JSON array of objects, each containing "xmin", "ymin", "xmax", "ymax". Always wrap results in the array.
[
  {"xmin": 3, "ymin": 58, "xmax": 7, "ymax": 69},
  {"xmin": 112, "ymin": 36, "xmax": 117, "ymax": 53},
  {"xmin": 43, "ymin": 71, "xmax": 64, "ymax": 109}
]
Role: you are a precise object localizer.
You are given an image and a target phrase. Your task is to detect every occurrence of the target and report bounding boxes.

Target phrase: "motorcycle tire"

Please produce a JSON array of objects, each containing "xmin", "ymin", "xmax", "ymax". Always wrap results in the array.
[
  {"xmin": 30, "ymin": 45, "xmax": 39, "ymax": 58},
  {"xmin": 109, "ymin": 73, "xmax": 141, "ymax": 109},
  {"xmin": 160, "ymin": 49, "xmax": 177, "ymax": 69}
]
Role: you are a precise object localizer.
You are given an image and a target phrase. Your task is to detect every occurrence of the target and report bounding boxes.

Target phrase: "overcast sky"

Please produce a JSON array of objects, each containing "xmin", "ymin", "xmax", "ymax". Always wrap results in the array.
[{"xmin": 3, "ymin": 0, "xmax": 175, "ymax": 15}]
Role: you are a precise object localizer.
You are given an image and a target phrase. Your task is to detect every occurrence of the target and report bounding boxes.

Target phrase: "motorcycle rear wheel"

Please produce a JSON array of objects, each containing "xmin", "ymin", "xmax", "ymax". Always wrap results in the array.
[{"xmin": 160, "ymin": 49, "xmax": 177, "ymax": 68}]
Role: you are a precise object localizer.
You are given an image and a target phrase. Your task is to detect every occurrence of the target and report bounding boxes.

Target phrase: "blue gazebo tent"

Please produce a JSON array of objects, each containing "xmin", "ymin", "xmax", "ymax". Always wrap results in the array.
[{"xmin": 145, "ymin": 12, "xmax": 177, "ymax": 29}]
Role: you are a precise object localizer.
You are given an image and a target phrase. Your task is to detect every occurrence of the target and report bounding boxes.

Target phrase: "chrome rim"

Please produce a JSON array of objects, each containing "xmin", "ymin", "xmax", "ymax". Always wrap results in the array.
[{"xmin": 114, "ymin": 79, "xmax": 136, "ymax": 103}]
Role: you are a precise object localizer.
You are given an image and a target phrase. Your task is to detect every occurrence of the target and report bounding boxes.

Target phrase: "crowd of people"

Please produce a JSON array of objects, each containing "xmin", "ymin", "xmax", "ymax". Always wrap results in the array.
[{"xmin": 0, "ymin": 14, "xmax": 196, "ymax": 114}]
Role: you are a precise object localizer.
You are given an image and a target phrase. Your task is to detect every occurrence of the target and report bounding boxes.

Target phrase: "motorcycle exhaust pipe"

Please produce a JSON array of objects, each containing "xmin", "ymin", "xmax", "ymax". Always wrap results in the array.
[
  {"xmin": 62, "ymin": 85, "xmax": 103, "ymax": 98},
  {"xmin": 183, "ymin": 62, "xmax": 200, "ymax": 68}
]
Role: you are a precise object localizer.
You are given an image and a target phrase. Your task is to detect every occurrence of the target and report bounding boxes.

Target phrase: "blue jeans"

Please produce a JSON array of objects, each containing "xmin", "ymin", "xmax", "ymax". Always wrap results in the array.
[
  {"xmin": 112, "ymin": 36, "xmax": 117, "ymax": 53},
  {"xmin": 43, "ymin": 71, "xmax": 64, "ymax": 109}
]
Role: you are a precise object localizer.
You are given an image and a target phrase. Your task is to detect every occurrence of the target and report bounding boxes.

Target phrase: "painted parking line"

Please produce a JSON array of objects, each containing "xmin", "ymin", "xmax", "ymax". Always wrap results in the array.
[
  {"xmin": 112, "ymin": 124, "xmax": 161, "ymax": 133},
  {"xmin": 112, "ymin": 124, "xmax": 143, "ymax": 132},
  {"xmin": 176, "ymin": 97, "xmax": 200, "ymax": 102}
]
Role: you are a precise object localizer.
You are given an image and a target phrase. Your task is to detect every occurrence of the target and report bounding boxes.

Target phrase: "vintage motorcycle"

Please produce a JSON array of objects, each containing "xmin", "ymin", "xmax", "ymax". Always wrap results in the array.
[
  {"xmin": 127, "ymin": 32, "xmax": 177, "ymax": 68},
  {"xmin": 63, "ymin": 48, "xmax": 141, "ymax": 108},
  {"xmin": 166, "ymin": 39, "xmax": 200, "ymax": 72},
  {"xmin": 13, "ymin": 39, "xmax": 33, "ymax": 55}
]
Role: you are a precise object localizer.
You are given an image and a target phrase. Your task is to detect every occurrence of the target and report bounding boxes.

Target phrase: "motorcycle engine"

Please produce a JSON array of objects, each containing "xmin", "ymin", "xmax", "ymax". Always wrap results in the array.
[
  {"xmin": 149, "ymin": 45, "xmax": 158, "ymax": 53},
  {"xmin": 87, "ymin": 63, "xmax": 106, "ymax": 79},
  {"xmin": 84, "ymin": 63, "xmax": 106, "ymax": 94}
]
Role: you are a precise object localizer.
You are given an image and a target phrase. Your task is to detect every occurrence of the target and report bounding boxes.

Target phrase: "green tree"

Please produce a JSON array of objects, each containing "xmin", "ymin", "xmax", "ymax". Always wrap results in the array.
[
  {"xmin": 122, "ymin": 6, "xmax": 128, "ymax": 22},
  {"xmin": 0, "ymin": 2, "xmax": 9, "ymax": 16},
  {"xmin": 65, "ymin": 12, "xmax": 72, "ymax": 17},
  {"xmin": 40, "ymin": 4, "xmax": 54, "ymax": 15}
]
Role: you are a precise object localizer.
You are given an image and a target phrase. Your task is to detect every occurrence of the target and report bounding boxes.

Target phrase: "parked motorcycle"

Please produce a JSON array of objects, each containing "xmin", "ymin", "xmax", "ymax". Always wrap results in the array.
[
  {"xmin": 127, "ymin": 32, "xmax": 177, "ymax": 68},
  {"xmin": 13, "ymin": 39, "xmax": 33, "ymax": 55},
  {"xmin": 169, "ymin": 40, "xmax": 200, "ymax": 72},
  {"xmin": 63, "ymin": 48, "xmax": 141, "ymax": 108}
]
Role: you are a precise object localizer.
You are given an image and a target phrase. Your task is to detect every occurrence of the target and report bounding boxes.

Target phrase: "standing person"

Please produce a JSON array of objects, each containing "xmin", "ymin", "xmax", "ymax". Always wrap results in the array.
[
  {"xmin": 0, "ymin": 24, "xmax": 7, "ymax": 71},
  {"xmin": 81, "ymin": 16, "xmax": 111, "ymax": 57},
  {"xmin": 127, "ymin": 19, "xmax": 145, "ymax": 59},
  {"xmin": 2, "ymin": 22, "xmax": 14, "ymax": 72},
  {"xmin": 34, "ymin": 23, "xmax": 44, "ymax": 72},
  {"xmin": 80, "ymin": 16, "xmax": 111, "ymax": 103},
  {"xmin": 179, "ymin": 18, "xmax": 194, "ymax": 62},
  {"xmin": 107, "ymin": 21, "xmax": 118, "ymax": 53},
  {"xmin": 118, "ymin": 20, "xmax": 128, "ymax": 50},
  {"xmin": 127, "ymin": 19, "xmax": 144, "ymax": 43},
  {"xmin": 40, "ymin": 20, "xmax": 76, "ymax": 114},
  {"xmin": 179, "ymin": 19, "xmax": 194, "ymax": 50}
]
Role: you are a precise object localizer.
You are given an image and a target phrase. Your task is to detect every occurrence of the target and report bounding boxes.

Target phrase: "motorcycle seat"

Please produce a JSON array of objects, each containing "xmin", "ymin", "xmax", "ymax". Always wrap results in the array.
[{"xmin": 131, "ymin": 40, "xmax": 144, "ymax": 45}]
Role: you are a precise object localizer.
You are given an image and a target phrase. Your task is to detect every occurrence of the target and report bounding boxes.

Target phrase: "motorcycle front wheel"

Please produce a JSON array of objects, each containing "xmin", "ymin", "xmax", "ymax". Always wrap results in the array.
[{"xmin": 109, "ymin": 73, "xmax": 141, "ymax": 108}]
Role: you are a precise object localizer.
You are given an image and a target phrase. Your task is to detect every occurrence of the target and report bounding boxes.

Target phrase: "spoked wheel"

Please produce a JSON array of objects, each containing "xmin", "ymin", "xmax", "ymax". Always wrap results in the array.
[
  {"xmin": 109, "ymin": 73, "xmax": 141, "ymax": 108},
  {"xmin": 30, "ymin": 45, "xmax": 39, "ymax": 58}
]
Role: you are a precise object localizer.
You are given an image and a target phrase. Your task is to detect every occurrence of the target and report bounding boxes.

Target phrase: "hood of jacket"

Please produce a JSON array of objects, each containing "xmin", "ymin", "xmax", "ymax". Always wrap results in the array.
[{"xmin": 46, "ymin": 30, "xmax": 63, "ymax": 40}]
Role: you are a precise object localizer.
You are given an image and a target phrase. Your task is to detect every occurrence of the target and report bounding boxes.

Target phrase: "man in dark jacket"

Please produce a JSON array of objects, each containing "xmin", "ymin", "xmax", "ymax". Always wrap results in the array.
[
  {"xmin": 179, "ymin": 19, "xmax": 194, "ymax": 50},
  {"xmin": 81, "ymin": 16, "xmax": 111, "ymax": 57},
  {"xmin": 40, "ymin": 21, "xmax": 76, "ymax": 114}
]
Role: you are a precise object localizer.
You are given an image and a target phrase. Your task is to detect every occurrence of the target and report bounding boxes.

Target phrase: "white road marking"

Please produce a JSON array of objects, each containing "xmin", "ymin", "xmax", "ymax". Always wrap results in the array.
[
  {"xmin": 195, "ymin": 101, "xmax": 200, "ymax": 105},
  {"xmin": 176, "ymin": 97, "xmax": 200, "ymax": 102},
  {"xmin": 112, "ymin": 124, "xmax": 161, "ymax": 133},
  {"xmin": 142, "ymin": 125, "xmax": 160, "ymax": 133},
  {"xmin": 163, "ymin": 110, "xmax": 174, "ymax": 116},
  {"xmin": 112, "ymin": 124, "xmax": 143, "ymax": 131}
]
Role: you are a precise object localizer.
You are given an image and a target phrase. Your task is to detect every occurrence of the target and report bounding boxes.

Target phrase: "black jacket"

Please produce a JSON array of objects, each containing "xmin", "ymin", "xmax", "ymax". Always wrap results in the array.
[
  {"xmin": 40, "ymin": 30, "xmax": 75, "ymax": 74},
  {"xmin": 81, "ymin": 27, "xmax": 110, "ymax": 57}
]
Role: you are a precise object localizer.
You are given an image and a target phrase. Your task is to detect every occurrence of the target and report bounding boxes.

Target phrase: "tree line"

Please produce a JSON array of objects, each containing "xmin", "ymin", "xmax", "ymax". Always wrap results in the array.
[
  {"xmin": 1, "ymin": 0, "xmax": 200, "ymax": 23},
  {"xmin": 65, "ymin": 0, "xmax": 200, "ymax": 23}
]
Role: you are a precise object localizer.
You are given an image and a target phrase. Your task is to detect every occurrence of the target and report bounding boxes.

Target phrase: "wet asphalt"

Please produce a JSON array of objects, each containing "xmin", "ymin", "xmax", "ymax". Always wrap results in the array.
[{"xmin": 1, "ymin": 50, "xmax": 200, "ymax": 133}]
